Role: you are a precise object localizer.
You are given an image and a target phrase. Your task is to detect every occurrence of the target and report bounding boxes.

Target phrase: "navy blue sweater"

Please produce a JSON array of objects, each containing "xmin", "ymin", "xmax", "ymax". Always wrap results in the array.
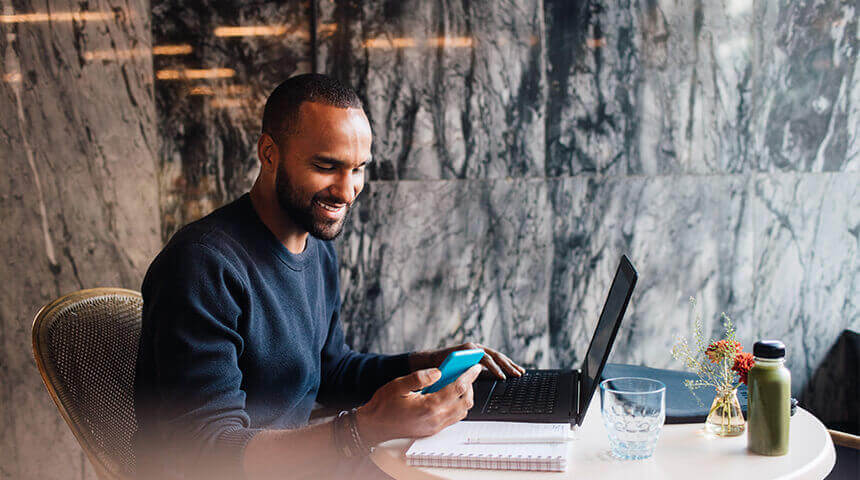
[{"xmin": 133, "ymin": 194, "xmax": 410, "ymax": 479}]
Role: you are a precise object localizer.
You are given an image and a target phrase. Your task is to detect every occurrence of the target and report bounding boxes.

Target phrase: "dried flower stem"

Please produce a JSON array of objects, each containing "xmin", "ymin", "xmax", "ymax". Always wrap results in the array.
[{"xmin": 671, "ymin": 297, "xmax": 743, "ymax": 406}]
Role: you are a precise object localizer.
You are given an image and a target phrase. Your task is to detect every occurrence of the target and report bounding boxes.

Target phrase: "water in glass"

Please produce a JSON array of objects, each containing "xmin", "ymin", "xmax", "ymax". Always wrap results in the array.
[{"xmin": 600, "ymin": 377, "xmax": 666, "ymax": 460}]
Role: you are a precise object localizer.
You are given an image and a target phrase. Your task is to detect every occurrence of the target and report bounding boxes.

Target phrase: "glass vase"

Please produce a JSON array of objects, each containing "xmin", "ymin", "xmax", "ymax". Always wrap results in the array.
[{"xmin": 704, "ymin": 388, "xmax": 745, "ymax": 437}]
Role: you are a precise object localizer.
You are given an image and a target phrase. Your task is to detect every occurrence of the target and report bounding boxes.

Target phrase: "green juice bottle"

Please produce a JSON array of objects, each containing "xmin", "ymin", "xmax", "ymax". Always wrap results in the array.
[{"xmin": 747, "ymin": 340, "xmax": 791, "ymax": 456}]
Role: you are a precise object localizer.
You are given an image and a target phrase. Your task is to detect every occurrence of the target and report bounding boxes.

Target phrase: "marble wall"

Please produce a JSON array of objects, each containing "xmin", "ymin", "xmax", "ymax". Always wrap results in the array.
[
  {"xmin": 538, "ymin": 0, "xmax": 858, "ymax": 398},
  {"xmin": 319, "ymin": 0, "xmax": 859, "ymax": 407},
  {"xmin": 147, "ymin": 0, "xmax": 858, "ymax": 392},
  {"xmin": 1, "ymin": 0, "xmax": 857, "ymax": 478},
  {"xmin": 0, "ymin": 1, "xmax": 160, "ymax": 479},
  {"xmin": 148, "ymin": 0, "xmax": 857, "ymax": 413}
]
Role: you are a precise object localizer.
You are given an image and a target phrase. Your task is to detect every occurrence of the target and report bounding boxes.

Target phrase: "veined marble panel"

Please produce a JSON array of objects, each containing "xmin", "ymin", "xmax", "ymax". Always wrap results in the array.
[
  {"xmin": 752, "ymin": 173, "xmax": 859, "ymax": 396},
  {"xmin": 750, "ymin": 0, "xmax": 858, "ymax": 172},
  {"xmin": 153, "ymin": 0, "xmax": 311, "ymax": 240},
  {"xmin": 547, "ymin": 175, "xmax": 754, "ymax": 370},
  {"xmin": 0, "ymin": 1, "xmax": 159, "ymax": 479},
  {"xmin": 637, "ymin": 0, "xmax": 758, "ymax": 174},
  {"xmin": 335, "ymin": 179, "xmax": 552, "ymax": 367},
  {"xmin": 317, "ymin": 0, "xmax": 546, "ymax": 180},
  {"xmin": 546, "ymin": 0, "xmax": 857, "ymax": 175},
  {"xmin": 545, "ymin": 0, "xmax": 643, "ymax": 176},
  {"xmin": 547, "ymin": 0, "xmax": 757, "ymax": 175}
]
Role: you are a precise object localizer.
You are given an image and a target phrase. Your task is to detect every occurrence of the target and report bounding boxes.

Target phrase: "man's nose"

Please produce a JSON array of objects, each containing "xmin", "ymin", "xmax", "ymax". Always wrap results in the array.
[{"xmin": 328, "ymin": 172, "xmax": 357, "ymax": 204}]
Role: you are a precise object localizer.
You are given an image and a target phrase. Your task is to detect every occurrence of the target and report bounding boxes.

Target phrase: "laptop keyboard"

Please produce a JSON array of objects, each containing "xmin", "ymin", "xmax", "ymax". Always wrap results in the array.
[{"xmin": 485, "ymin": 371, "xmax": 559, "ymax": 415}]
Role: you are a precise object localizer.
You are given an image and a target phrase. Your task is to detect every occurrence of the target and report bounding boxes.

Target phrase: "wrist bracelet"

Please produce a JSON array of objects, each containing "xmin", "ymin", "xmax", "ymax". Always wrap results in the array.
[
  {"xmin": 333, "ymin": 409, "xmax": 373, "ymax": 458},
  {"xmin": 333, "ymin": 410, "xmax": 355, "ymax": 458},
  {"xmin": 346, "ymin": 408, "xmax": 373, "ymax": 456}
]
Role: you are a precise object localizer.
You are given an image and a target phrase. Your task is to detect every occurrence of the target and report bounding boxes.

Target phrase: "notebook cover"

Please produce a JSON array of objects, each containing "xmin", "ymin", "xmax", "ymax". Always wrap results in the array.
[{"xmin": 601, "ymin": 363, "xmax": 748, "ymax": 424}]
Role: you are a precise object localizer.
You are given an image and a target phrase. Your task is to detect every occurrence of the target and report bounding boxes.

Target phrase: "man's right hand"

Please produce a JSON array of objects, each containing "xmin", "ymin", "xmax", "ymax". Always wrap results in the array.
[{"xmin": 355, "ymin": 364, "xmax": 482, "ymax": 446}]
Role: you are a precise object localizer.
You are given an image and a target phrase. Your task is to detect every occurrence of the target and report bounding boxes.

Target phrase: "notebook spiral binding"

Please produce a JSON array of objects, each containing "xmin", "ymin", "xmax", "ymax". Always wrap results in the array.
[{"xmin": 406, "ymin": 451, "xmax": 567, "ymax": 472}]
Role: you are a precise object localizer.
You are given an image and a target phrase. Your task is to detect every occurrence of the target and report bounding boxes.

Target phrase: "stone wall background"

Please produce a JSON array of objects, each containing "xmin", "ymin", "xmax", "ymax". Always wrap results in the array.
[
  {"xmin": 1, "ymin": 0, "xmax": 857, "ymax": 478},
  {"xmin": 0, "ymin": 1, "xmax": 160, "ymax": 478}
]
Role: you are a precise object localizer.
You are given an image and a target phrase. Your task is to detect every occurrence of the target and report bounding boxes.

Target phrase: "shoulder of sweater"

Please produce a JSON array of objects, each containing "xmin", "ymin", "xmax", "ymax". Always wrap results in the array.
[
  {"xmin": 155, "ymin": 213, "xmax": 250, "ymax": 277},
  {"xmin": 316, "ymin": 238, "xmax": 337, "ymax": 259},
  {"xmin": 315, "ymin": 238, "xmax": 340, "ymax": 270}
]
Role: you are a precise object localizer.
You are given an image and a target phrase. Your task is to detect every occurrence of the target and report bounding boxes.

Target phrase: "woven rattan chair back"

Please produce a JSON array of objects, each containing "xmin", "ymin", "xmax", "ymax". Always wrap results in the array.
[{"xmin": 32, "ymin": 288, "xmax": 143, "ymax": 480}]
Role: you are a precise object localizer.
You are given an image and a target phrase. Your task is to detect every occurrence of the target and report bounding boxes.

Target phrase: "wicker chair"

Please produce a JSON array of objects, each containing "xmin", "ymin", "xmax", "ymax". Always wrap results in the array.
[{"xmin": 32, "ymin": 288, "xmax": 143, "ymax": 480}]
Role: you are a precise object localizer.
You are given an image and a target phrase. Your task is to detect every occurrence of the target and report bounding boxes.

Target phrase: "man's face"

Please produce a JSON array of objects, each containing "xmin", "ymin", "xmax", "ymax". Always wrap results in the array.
[{"xmin": 273, "ymin": 102, "xmax": 371, "ymax": 241}]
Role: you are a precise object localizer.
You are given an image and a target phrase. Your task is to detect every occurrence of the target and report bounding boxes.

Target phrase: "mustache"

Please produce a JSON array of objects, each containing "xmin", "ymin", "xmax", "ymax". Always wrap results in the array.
[{"xmin": 312, "ymin": 195, "xmax": 352, "ymax": 207}]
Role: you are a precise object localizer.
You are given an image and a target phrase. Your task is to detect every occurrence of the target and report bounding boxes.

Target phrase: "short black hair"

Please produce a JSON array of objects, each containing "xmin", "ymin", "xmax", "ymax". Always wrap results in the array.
[{"xmin": 261, "ymin": 73, "xmax": 363, "ymax": 141}]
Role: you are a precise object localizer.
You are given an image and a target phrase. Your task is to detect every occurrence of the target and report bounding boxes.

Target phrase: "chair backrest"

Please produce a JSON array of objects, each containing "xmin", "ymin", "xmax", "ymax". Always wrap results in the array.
[{"xmin": 32, "ymin": 288, "xmax": 143, "ymax": 480}]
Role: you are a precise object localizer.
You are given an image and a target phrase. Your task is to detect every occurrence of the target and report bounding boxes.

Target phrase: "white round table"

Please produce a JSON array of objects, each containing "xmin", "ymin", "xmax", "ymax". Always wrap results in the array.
[{"xmin": 371, "ymin": 407, "xmax": 836, "ymax": 480}]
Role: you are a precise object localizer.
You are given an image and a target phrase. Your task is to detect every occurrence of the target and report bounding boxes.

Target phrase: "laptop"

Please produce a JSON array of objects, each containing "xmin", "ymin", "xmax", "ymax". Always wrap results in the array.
[{"xmin": 465, "ymin": 255, "xmax": 638, "ymax": 426}]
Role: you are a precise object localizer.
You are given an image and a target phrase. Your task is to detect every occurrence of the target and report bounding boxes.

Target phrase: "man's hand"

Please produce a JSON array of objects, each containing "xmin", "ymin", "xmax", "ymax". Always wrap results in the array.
[
  {"xmin": 355, "ymin": 364, "xmax": 482, "ymax": 445},
  {"xmin": 410, "ymin": 342, "xmax": 525, "ymax": 380}
]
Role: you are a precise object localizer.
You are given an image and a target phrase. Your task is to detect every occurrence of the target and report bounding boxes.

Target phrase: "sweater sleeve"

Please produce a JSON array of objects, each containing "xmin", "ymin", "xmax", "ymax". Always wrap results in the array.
[
  {"xmin": 135, "ymin": 242, "xmax": 261, "ymax": 479},
  {"xmin": 316, "ymin": 298, "xmax": 411, "ymax": 408}
]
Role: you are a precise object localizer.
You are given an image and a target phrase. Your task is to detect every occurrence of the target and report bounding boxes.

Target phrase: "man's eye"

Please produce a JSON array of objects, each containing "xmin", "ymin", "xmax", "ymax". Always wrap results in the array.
[{"xmin": 315, "ymin": 164, "xmax": 335, "ymax": 171}]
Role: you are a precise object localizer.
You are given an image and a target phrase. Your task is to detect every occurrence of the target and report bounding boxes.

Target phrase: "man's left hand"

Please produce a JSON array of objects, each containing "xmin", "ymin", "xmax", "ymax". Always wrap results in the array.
[{"xmin": 409, "ymin": 343, "xmax": 525, "ymax": 380}]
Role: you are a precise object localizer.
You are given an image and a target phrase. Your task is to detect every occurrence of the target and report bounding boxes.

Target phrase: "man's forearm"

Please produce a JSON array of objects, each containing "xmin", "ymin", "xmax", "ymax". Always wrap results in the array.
[{"xmin": 242, "ymin": 420, "xmax": 347, "ymax": 480}]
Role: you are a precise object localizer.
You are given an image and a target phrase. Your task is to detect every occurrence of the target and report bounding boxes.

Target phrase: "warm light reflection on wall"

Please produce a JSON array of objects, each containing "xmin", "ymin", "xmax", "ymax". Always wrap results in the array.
[
  {"xmin": 3, "ymin": 72, "xmax": 22, "ymax": 83},
  {"xmin": 84, "ymin": 48, "xmax": 149, "ymax": 61},
  {"xmin": 363, "ymin": 37, "xmax": 417, "ymax": 49},
  {"xmin": 189, "ymin": 86, "xmax": 215, "ymax": 95},
  {"xmin": 318, "ymin": 23, "xmax": 338, "ymax": 35},
  {"xmin": 0, "ymin": 11, "xmax": 115, "ymax": 23},
  {"xmin": 214, "ymin": 26, "xmax": 288, "ymax": 37},
  {"xmin": 153, "ymin": 44, "xmax": 193, "ymax": 55},
  {"xmin": 426, "ymin": 37, "xmax": 473, "ymax": 48},
  {"xmin": 586, "ymin": 37, "xmax": 606, "ymax": 49},
  {"xmin": 189, "ymin": 85, "xmax": 250, "ymax": 96},
  {"xmin": 364, "ymin": 37, "xmax": 477, "ymax": 49},
  {"xmin": 156, "ymin": 68, "xmax": 236, "ymax": 80}
]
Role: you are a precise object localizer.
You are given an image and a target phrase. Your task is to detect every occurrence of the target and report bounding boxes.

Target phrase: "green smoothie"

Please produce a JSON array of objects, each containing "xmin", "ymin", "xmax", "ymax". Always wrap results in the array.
[{"xmin": 747, "ymin": 340, "xmax": 791, "ymax": 456}]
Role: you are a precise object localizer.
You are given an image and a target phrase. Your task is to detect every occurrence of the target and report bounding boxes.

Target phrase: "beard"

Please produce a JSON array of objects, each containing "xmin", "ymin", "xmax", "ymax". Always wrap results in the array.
[{"xmin": 275, "ymin": 162, "xmax": 350, "ymax": 241}]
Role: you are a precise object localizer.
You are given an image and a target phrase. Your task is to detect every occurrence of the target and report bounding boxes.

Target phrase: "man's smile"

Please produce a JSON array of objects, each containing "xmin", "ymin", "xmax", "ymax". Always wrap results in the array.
[{"xmin": 313, "ymin": 198, "xmax": 348, "ymax": 218}]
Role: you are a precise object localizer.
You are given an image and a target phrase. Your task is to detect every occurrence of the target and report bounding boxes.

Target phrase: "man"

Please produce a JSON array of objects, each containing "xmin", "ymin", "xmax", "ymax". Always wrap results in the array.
[{"xmin": 133, "ymin": 73, "xmax": 524, "ymax": 480}]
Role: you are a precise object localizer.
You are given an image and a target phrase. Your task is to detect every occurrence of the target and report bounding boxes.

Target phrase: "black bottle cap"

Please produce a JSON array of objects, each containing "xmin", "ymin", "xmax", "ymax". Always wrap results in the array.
[{"xmin": 754, "ymin": 340, "xmax": 786, "ymax": 359}]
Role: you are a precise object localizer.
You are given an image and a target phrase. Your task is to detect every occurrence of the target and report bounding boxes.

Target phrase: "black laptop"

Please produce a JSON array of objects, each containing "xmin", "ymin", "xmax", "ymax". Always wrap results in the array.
[{"xmin": 465, "ymin": 255, "xmax": 638, "ymax": 426}]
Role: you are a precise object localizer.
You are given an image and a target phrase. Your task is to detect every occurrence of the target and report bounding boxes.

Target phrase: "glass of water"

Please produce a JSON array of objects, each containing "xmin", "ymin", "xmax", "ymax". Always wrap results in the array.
[{"xmin": 600, "ymin": 377, "xmax": 666, "ymax": 460}]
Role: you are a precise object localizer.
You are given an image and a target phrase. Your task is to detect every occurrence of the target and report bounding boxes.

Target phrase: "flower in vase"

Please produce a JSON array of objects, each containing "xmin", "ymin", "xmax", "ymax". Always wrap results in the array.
[
  {"xmin": 672, "ymin": 297, "xmax": 751, "ymax": 436},
  {"xmin": 671, "ymin": 297, "xmax": 750, "ymax": 403},
  {"xmin": 732, "ymin": 352, "xmax": 755, "ymax": 385},
  {"xmin": 706, "ymin": 340, "xmax": 742, "ymax": 363}
]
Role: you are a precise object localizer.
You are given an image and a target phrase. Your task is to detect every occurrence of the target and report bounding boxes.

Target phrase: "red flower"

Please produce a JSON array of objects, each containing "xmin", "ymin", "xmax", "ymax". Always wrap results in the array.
[
  {"xmin": 706, "ymin": 340, "xmax": 742, "ymax": 363},
  {"xmin": 732, "ymin": 352, "xmax": 755, "ymax": 385}
]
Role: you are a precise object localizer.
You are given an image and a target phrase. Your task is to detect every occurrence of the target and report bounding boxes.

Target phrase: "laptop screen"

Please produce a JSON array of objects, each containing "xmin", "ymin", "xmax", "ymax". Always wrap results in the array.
[{"xmin": 576, "ymin": 256, "xmax": 637, "ymax": 424}]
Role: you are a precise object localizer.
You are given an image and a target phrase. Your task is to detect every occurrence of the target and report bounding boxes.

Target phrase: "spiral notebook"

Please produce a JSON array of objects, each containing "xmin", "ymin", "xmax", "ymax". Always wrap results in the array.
[{"xmin": 405, "ymin": 422, "xmax": 569, "ymax": 472}]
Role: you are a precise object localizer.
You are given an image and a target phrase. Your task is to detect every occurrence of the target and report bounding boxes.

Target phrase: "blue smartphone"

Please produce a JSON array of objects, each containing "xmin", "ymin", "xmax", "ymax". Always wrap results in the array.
[{"xmin": 421, "ymin": 348, "xmax": 485, "ymax": 394}]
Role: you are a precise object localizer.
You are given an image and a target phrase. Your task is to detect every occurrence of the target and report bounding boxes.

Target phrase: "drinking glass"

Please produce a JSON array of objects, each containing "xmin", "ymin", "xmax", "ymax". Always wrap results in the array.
[{"xmin": 600, "ymin": 377, "xmax": 666, "ymax": 460}]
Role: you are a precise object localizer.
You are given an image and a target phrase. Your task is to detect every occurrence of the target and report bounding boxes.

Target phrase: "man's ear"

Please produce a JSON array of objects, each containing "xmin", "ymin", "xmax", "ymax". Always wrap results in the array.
[{"xmin": 257, "ymin": 133, "xmax": 279, "ymax": 173}]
